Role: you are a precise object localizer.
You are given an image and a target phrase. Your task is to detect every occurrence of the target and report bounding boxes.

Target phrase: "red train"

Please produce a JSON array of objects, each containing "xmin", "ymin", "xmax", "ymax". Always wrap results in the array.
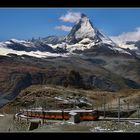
[{"xmin": 22, "ymin": 108, "xmax": 99, "ymax": 121}]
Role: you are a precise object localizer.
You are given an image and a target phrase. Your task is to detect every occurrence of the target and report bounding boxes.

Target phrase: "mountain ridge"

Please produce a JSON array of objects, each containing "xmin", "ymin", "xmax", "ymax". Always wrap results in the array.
[
  {"xmin": 0, "ymin": 13, "xmax": 133, "ymax": 58},
  {"xmin": 0, "ymin": 13, "xmax": 140, "ymax": 108}
]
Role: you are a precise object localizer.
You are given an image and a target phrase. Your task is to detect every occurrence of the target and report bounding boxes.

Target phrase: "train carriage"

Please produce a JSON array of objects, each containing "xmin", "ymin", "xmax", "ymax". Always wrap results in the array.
[{"xmin": 22, "ymin": 108, "xmax": 99, "ymax": 121}]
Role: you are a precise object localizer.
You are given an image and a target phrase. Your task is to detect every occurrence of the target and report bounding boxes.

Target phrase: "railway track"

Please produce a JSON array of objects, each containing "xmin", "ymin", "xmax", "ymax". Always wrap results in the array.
[{"xmin": 99, "ymin": 117, "xmax": 140, "ymax": 122}]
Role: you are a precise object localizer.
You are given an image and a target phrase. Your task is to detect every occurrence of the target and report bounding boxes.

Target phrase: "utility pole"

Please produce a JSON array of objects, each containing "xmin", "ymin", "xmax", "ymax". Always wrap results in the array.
[
  {"xmin": 27, "ymin": 108, "xmax": 29, "ymax": 123},
  {"xmin": 96, "ymin": 102, "xmax": 98, "ymax": 111},
  {"xmin": 55, "ymin": 98, "xmax": 57, "ymax": 109},
  {"xmin": 118, "ymin": 96, "xmax": 121, "ymax": 123},
  {"xmin": 110, "ymin": 100, "xmax": 112, "ymax": 110},
  {"xmin": 103, "ymin": 94, "xmax": 106, "ymax": 118},
  {"xmin": 92, "ymin": 103, "xmax": 94, "ymax": 110},
  {"xmin": 138, "ymin": 96, "xmax": 140, "ymax": 118},
  {"xmin": 74, "ymin": 96, "xmax": 76, "ymax": 109},
  {"xmin": 62, "ymin": 108, "xmax": 64, "ymax": 120},
  {"xmin": 42, "ymin": 107, "xmax": 45, "ymax": 124},
  {"xmin": 127, "ymin": 102, "xmax": 129, "ymax": 111}
]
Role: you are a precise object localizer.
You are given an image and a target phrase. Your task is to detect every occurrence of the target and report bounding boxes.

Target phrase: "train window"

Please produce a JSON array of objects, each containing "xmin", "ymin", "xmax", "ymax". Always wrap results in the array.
[
  {"xmin": 55, "ymin": 112, "xmax": 61, "ymax": 116},
  {"xmin": 92, "ymin": 111, "xmax": 97, "ymax": 115},
  {"xmin": 85, "ymin": 113, "xmax": 89, "ymax": 116},
  {"xmin": 80, "ymin": 113, "xmax": 83, "ymax": 117},
  {"xmin": 49, "ymin": 112, "xmax": 52, "ymax": 116},
  {"xmin": 88, "ymin": 113, "xmax": 92, "ymax": 116},
  {"xmin": 64, "ymin": 112, "xmax": 68, "ymax": 116}
]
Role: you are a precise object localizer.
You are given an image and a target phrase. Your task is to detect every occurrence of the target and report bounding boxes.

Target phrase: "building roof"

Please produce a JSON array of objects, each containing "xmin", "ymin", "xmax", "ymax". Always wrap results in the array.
[{"xmin": 69, "ymin": 112, "xmax": 77, "ymax": 115}]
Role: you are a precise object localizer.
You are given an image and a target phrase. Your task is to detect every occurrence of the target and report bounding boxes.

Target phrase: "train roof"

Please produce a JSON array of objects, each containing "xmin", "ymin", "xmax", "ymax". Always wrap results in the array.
[{"xmin": 22, "ymin": 108, "xmax": 97, "ymax": 113}]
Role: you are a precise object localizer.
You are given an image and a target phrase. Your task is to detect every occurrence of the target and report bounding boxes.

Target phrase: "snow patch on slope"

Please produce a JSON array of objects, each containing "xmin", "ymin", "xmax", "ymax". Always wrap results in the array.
[
  {"xmin": 10, "ymin": 38, "xmax": 27, "ymax": 43},
  {"xmin": 78, "ymin": 38, "xmax": 92, "ymax": 44},
  {"xmin": 118, "ymin": 43, "xmax": 138, "ymax": 51},
  {"xmin": 108, "ymin": 46, "xmax": 132, "ymax": 55},
  {"xmin": 0, "ymin": 39, "xmax": 36, "ymax": 48},
  {"xmin": 10, "ymin": 39, "xmax": 36, "ymax": 48},
  {"xmin": 74, "ymin": 16, "xmax": 96, "ymax": 40},
  {"xmin": 0, "ymin": 47, "xmax": 70, "ymax": 58}
]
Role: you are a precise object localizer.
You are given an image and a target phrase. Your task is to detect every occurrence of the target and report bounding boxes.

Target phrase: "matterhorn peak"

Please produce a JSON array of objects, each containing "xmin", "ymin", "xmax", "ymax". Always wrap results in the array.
[
  {"xmin": 80, "ymin": 13, "xmax": 92, "ymax": 23},
  {"xmin": 66, "ymin": 13, "xmax": 100, "ymax": 44},
  {"xmin": 81, "ymin": 13, "xmax": 86, "ymax": 18},
  {"xmin": 65, "ymin": 13, "xmax": 116, "ymax": 46}
]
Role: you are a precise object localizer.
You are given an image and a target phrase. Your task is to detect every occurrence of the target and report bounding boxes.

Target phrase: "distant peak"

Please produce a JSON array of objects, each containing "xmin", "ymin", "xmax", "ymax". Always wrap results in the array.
[
  {"xmin": 80, "ymin": 14, "xmax": 90, "ymax": 22},
  {"xmin": 81, "ymin": 13, "xmax": 87, "ymax": 18},
  {"xmin": 66, "ymin": 13, "xmax": 96, "ymax": 44}
]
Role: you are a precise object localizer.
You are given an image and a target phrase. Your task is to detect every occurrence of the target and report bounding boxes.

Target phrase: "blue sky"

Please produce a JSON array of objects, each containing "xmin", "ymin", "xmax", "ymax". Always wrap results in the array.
[{"xmin": 0, "ymin": 8, "xmax": 140, "ymax": 41}]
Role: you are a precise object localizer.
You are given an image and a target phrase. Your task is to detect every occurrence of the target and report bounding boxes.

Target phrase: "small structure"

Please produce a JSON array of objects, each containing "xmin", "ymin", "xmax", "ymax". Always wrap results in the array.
[
  {"xmin": 69, "ymin": 111, "xmax": 80, "ymax": 123},
  {"xmin": 28, "ymin": 122, "xmax": 39, "ymax": 131}
]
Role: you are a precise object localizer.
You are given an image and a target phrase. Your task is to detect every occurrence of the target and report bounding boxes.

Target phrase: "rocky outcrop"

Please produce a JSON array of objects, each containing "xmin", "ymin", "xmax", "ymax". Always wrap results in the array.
[
  {"xmin": 87, "ymin": 75, "xmax": 120, "ymax": 91},
  {"xmin": 0, "ymin": 53, "xmax": 140, "ymax": 108}
]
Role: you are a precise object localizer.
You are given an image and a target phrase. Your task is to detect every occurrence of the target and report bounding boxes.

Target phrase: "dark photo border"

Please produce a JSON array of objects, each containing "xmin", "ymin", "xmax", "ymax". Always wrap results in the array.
[
  {"xmin": 0, "ymin": 0, "xmax": 140, "ymax": 140},
  {"xmin": 0, "ymin": 0, "xmax": 140, "ymax": 7}
]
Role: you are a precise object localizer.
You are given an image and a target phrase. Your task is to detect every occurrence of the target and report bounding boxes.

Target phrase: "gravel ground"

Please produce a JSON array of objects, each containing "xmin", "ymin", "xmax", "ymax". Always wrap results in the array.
[
  {"xmin": 32, "ymin": 120, "xmax": 140, "ymax": 132},
  {"xmin": 0, "ymin": 114, "xmax": 140, "ymax": 132},
  {"xmin": 0, "ymin": 114, "xmax": 28, "ymax": 132}
]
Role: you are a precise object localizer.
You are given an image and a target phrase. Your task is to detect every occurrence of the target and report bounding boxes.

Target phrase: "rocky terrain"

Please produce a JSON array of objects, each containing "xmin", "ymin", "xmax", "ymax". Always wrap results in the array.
[
  {"xmin": 0, "ymin": 84, "xmax": 139, "ymax": 132},
  {"xmin": 32, "ymin": 120, "xmax": 140, "ymax": 132},
  {"xmin": 1, "ymin": 114, "xmax": 140, "ymax": 132},
  {"xmin": 1, "ymin": 52, "xmax": 140, "ymax": 108},
  {"xmin": 0, "ymin": 13, "xmax": 140, "ymax": 110},
  {"xmin": 1, "ymin": 85, "xmax": 140, "ymax": 115}
]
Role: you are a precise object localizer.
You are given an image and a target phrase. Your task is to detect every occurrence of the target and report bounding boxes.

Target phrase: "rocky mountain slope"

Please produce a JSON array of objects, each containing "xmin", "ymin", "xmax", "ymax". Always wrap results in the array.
[{"xmin": 0, "ymin": 13, "xmax": 140, "ymax": 108}]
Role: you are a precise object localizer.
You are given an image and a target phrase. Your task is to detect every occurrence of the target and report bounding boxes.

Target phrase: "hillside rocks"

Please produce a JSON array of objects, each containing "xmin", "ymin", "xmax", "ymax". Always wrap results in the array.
[
  {"xmin": 0, "ymin": 13, "xmax": 140, "ymax": 108},
  {"xmin": 87, "ymin": 75, "xmax": 120, "ymax": 91}
]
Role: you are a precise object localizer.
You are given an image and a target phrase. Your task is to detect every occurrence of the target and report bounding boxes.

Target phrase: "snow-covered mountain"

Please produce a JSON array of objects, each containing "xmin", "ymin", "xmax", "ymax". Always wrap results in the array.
[
  {"xmin": 125, "ymin": 41, "xmax": 140, "ymax": 57},
  {"xmin": 1, "ymin": 13, "xmax": 140, "ymax": 108},
  {"xmin": 111, "ymin": 39, "xmax": 140, "ymax": 58},
  {"xmin": 0, "ymin": 13, "xmax": 133, "ymax": 57},
  {"xmin": 41, "ymin": 36, "xmax": 66, "ymax": 45},
  {"xmin": 0, "ymin": 38, "xmax": 54, "ymax": 52},
  {"xmin": 66, "ymin": 14, "xmax": 115, "ymax": 45}
]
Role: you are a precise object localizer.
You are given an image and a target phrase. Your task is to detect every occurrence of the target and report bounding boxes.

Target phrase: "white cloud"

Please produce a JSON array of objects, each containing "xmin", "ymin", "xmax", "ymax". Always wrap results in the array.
[
  {"xmin": 59, "ymin": 11, "xmax": 81, "ymax": 23},
  {"xmin": 110, "ymin": 27, "xmax": 140, "ymax": 44},
  {"xmin": 54, "ymin": 12, "xmax": 81, "ymax": 32},
  {"xmin": 55, "ymin": 25, "xmax": 72, "ymax": 32}
]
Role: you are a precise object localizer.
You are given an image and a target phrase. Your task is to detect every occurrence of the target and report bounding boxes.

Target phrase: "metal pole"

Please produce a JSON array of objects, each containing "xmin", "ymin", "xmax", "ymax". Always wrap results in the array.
[
  {"xmin": 127, "ymin": 102, "xmax": 129, "ymax": 111},
  {"xmin": 27, "ymin": 108, "xmax": 29, "ymax": 123},
  {"xmin": 62, "ymin": 108, "xmax": 64, "ymax": 120},
  {"xmin": 110, "ymin": 100, "xmax": 112, "ymax": 110},
  {"xmin": 42, "ymin": 107, "xmax": 45, "ymax": 124},
  {"xmin": 55, "ymin": 98, "xmax": 57, "ymax": 109},
  {"xmin": 92, "ymin": 103, "xmax": 94, "ymax": 110},
  {"xmin": 118, "ymin": 97, "xmax": 120, "ymax": 123},
  {"xmin": 74, "ymin": 97, "xmax": 76, "ymax": 109},
  {"xmin": 103, "ymin": 95, "xmax": 106, "ymax": 118},
  {"xmin": 94, "ymin": 101, "xmax": 98, "ymax": 110},
  {"xmin": 138, "ymin": 96, "xmax": 140, "ymax": 118}
]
